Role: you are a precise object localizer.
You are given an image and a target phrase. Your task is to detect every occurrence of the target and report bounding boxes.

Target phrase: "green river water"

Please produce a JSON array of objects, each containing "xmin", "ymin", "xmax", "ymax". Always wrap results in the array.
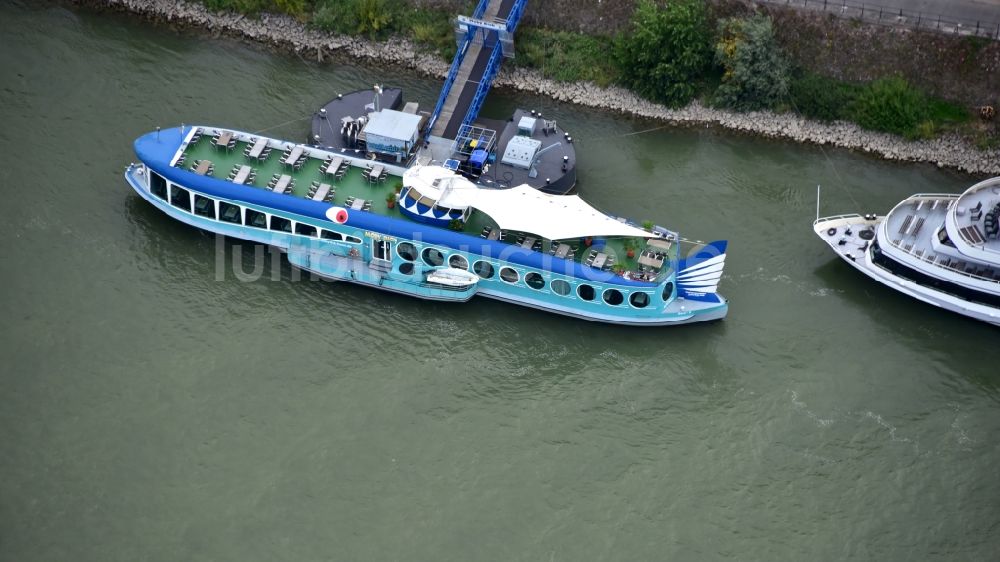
[{"xmin": 1, "ymin": 2, "xmax": 998, "ymax": 560}]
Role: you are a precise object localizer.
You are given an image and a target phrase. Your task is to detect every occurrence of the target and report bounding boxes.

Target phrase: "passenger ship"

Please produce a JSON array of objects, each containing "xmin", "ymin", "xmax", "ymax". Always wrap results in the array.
[
  {"xmin": 814, "ymin": 176, "xmax": 1000, "ymax": 326},
  {"xmin": 125, "ymin": 125, "xmax": 729, "ymax": 326}
]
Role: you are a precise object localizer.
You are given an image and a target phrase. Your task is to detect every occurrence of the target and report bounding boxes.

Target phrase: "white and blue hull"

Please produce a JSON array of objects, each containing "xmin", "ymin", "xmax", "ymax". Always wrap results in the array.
[
  {"xmin": 126, "ymin": 126, "xmax": 728, "ymax": 326},
  {"xmin": 126, "ymin": 163, "xmax": 726, "ymax": 325}
]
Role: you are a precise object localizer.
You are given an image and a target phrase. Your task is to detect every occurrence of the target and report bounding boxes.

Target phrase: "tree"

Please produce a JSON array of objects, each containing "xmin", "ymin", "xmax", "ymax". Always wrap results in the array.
[
  {"xmin": 614, "ymin": 0, "xmax": 712, "ymax": 108},
  {"xmin": 713, "ymin": 15, "xmax": 790, "ymax": 111}
]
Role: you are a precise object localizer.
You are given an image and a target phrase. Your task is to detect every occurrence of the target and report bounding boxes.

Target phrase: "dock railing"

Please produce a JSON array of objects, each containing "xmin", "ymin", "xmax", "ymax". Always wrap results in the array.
[{"xmin": 760, "ymin": 0, "xmax": 1000, "ymax": 40}]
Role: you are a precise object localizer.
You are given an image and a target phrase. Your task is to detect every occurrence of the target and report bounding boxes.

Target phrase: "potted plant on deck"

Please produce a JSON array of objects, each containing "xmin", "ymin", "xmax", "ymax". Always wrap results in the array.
[
  {"xmin": 386, "ymin": 192, "xmax": 397, "ymax": 209},
  {"xmin": 623, "ymin": 238, "xmax": 637, "ymax": 259}
]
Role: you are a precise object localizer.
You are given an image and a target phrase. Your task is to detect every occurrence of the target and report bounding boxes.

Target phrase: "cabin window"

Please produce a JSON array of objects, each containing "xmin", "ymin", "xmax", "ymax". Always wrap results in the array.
[
  {"xmin": 499, "ymin": 267, "xmax": 519, "ymax": 284},
  {"xmin": 169, "ymin": 185, "xmax": 191, "ymax": 212},
  {"xmin": 397, "ymin": 242, "xmax": 417, "ymax": 261},
  {"xmin": 525, "ymin": 272, "xmax": 545, "ymax": 290},
  {"xmin": 246, "ymin": 209, "xmax": 267, "ymax": 229},
  {"xmin": 662, "ymin": 282, "xmax": 674, "ymax": 301},
  {"xmin": 473, "ymin": 261, "xmax": 494, "ymax": 279},
  {"xmin": 150, "ymin": 172, "xmax": 167, "ymax": 200},
  {"xmin": 295, "ymin": 223, "xmax": 318, "ymax": 237},
  {"xmin": 193, "ymin": 195, "xmax": 216, "ymax": 220},
  {"xmin": 551, "ymin": 279, "xmax": 571, "ymax": 296},
  {"xmin": 603, "ymin": 289, "xmax": 624, "ymax": 306},
  {"xmin": 219, "ymin": 202, "xmax": 242, "ymax": 224},
  {"xmin": 373, "ymin": 239, "xmax": 391, "ymax": 262},
  {"xmin": 448, "ymin": 255, "xmax": 469, "ymax": 270},
  {"xmin": 577, "ymin": 284, "xmax": 595, "ymax": 301},
  {"xmin": 345, "ymin": 235, "xmax": 362, "ymax": 244},
  {"xmin": 321, "ymin": 229, "xmax": 343, "ymax": 241},
  {"xmin": 270, "ymin": 216, "xmax": 292, "ymax": 233},
  {"xmin": 630, "ymin": 292, "xmax": 650, "ymax": 308},
  {"xmin": 398, "ymin": 262, "xmax": 415, "ymax": 275},
  {"xmin": 422, "ymin": 247, "xmax": 445, "ymax": 267}
]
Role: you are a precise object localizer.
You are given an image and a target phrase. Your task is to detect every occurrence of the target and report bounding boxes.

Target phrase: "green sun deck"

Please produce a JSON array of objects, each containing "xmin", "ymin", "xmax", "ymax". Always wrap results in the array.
[{"xmin": 178, "ymin": 135, "xmax": 660, "ymax": 276}]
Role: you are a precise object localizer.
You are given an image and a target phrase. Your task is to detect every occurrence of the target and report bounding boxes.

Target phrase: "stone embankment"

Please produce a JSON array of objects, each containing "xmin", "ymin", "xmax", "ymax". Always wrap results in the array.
[{"xmin": 78, "ymin": 0, "xmax": 1000, "ymax": 176}]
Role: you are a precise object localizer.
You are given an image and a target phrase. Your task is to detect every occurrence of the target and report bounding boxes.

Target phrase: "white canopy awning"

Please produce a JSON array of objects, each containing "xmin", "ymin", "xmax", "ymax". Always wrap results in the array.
[{"xmin": 403, "ymin": 165, "xmax": 652, "ymax": 240}]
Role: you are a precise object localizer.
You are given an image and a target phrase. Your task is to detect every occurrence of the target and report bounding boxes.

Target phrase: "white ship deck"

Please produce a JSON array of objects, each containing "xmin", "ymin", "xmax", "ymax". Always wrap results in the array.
[
  {"xmin": 882, "ymin": 194, "xmax": 1000, "ymax": 285},
  {"xmin": 946, "ymin": 176, "xmax": 1000, "ymax": 260}
]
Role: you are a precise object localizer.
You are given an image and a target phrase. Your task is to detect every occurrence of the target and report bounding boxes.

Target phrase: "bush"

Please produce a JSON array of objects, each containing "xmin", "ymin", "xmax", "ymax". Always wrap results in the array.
[
  {"xmin": 273, "ymin": 0, "xmax": 311, "ymax": 19},
  {"xmin": 614, "ymin": 0, "xmax": 712, "ymax": 107},
  {"xmin": 200, "ymin": 0, "xmax": 274, "ymax": 15},
  {"xmin": 850, "ymin": 76, "xmax": 928, "ymax": 138},
  {"xmin": 312, "ymin": 0, "xmax": 398, "ymax": 37},
  {"xmin": 788, "ymin": 72, "xmax": 860, "ymax": 122},
  {"xmin": 713, "ymin": 15, "xmax": 790, "ymax": 111},
  {"xmin": 406, "ymin": 7, "xmax": 456, "ymax": 59},
  {"xmin": 515, "ymin": 29, "xmax": 618, "ymax": 86}
]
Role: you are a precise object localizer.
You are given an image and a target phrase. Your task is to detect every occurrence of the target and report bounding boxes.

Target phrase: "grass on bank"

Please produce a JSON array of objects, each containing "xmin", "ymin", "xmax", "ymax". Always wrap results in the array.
[{"xmin": 193, "ymin": 0, "xmax": 987, "ymax": 145}]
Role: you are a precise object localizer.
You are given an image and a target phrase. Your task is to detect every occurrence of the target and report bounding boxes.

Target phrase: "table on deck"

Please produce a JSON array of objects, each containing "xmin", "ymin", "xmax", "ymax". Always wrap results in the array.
[
  {"xmin": 311, "ymin": 183, "xmax": 332, "ymax": 202},
  {"xmin": 232, "ymin": 165, "xmax": 251, "ymax": 185},
  {"xmin": 638, "ymin": 252, "xmax": 664, "ymax": 269},
  {"xmin": 647, "ymin": 238, "xmax": 672, "ymax": 251},
  {"xmin": 520, "ymin": 236, "xmax": 537, "ymax": 249},
  {"xmin": 283, "ymin": 146, "xmax": 304, "ymax": 166},
  {"xmin": 247, "ymin": 138, "xmax": 268, "ymax": 159},
  {"xmin": 215, "ymin": 131, "xmax": 233, "ymax": 149},
  {"xmin": 591, "ymin": 253, "xmax": 608, "ymax": 269},
  {"xmin": 324, "ymin": 156, "xmax": 344, "ymax": 175},
  {"xmin": 368, "ymin": 164, "xmax": 384, "ymax": 182},
  {"xmin": 350, "ymin": 198, "xmax": 366, "ymax": 210},
  {"xmin": 555, "ymin": 243, "xmax": 571, "ymax": 259},
  {"xmin": 487, "ymin": 229, "xmax": 501, "ymax": 241},
  {"xmin": 194, "ymin": 160, "xmax": 212, "ymax": 175},
  {"xmin": 272, "ymin": 174, "xmax": 292, "ymax": 194}
]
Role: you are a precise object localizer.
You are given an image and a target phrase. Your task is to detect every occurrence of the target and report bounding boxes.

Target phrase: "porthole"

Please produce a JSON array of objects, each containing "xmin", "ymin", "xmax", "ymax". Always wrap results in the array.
[
  {"xmin": 473, "ymin": 261, "xmax": 494, "ymax": 279},
  {"xmin": 500, "ymin": 267, "xmax": 519, "ymax": 284},
  {"xmin": 398, "ymin": 262, "xmax": 414, "ymax": 275},
  {"xmin": 603, "ymin": 289, "xmax": 624, "ymax": 306},
  {"xmin": 397, "ymin": 242, "xmax": 417, "ymax": 261},
  {"xmin": 629, "ymin": 292, "xmax": 650, "ymax": 308},
  {"xmin": 448, "ymin": 254, "xmax": 469, "ymax": 270},
  {"xmin": 577, "ymin": 284, "xmax": 595, "ymax": 301},
  {"xmin": 525, "ymin": 272, "xmax": 545, "ymax": 290},
  {"xmin": 662, "ymin": 282, "xmax": 674, "ymax": 301},
  {"xmin": 551, "ymin": 279, "xmax": 571, "ymax": 296},
  {"xmin": 422, "ymin": 247, "xmax": 445, "ymax": 266}
]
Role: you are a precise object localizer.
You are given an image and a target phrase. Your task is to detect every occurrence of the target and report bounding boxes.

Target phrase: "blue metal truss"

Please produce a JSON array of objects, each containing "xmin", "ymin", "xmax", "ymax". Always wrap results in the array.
[
  {"xmin": 425, "ymin": 0, "xmax": 528, "ymax": 138},
  {"xmin": 457, "ymin": 0, "xmax": 528, "ymax": 134}
]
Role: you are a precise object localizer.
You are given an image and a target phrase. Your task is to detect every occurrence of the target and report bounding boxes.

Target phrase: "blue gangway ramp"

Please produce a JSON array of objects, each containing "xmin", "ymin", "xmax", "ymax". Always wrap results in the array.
[{"xmin": 426, "ymin": 0, "xmax": 526, "ymax": 140}]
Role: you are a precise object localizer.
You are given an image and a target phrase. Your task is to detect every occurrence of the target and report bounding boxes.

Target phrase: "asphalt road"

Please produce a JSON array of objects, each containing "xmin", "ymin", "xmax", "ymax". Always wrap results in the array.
[{"xmin": 876, "ymin": 0, "xmax": 1000, "ymax": 24}]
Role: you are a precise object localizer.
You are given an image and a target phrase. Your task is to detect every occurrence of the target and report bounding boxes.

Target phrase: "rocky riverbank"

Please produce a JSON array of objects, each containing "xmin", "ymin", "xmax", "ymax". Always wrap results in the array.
[{"xmin": 76, "ymin": 0, "xmax": 1000, "ymax": 176}]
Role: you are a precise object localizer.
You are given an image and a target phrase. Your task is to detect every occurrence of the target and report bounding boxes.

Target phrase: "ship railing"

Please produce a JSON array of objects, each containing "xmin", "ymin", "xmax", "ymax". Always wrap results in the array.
[
  {"xmin": 901, "ymin": 193, "xmax": 961, "ymax": 201},
  {"xmin": 424, "ymin": 47, "xmax": 466, "ymax": 136},
  {"xmin": 885, "ymin": 237, "xmax": 1000, "ymax": 283},
  {"xmin": 814, "ymin": 213, "xmax": 863, "ymax": 225}
]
